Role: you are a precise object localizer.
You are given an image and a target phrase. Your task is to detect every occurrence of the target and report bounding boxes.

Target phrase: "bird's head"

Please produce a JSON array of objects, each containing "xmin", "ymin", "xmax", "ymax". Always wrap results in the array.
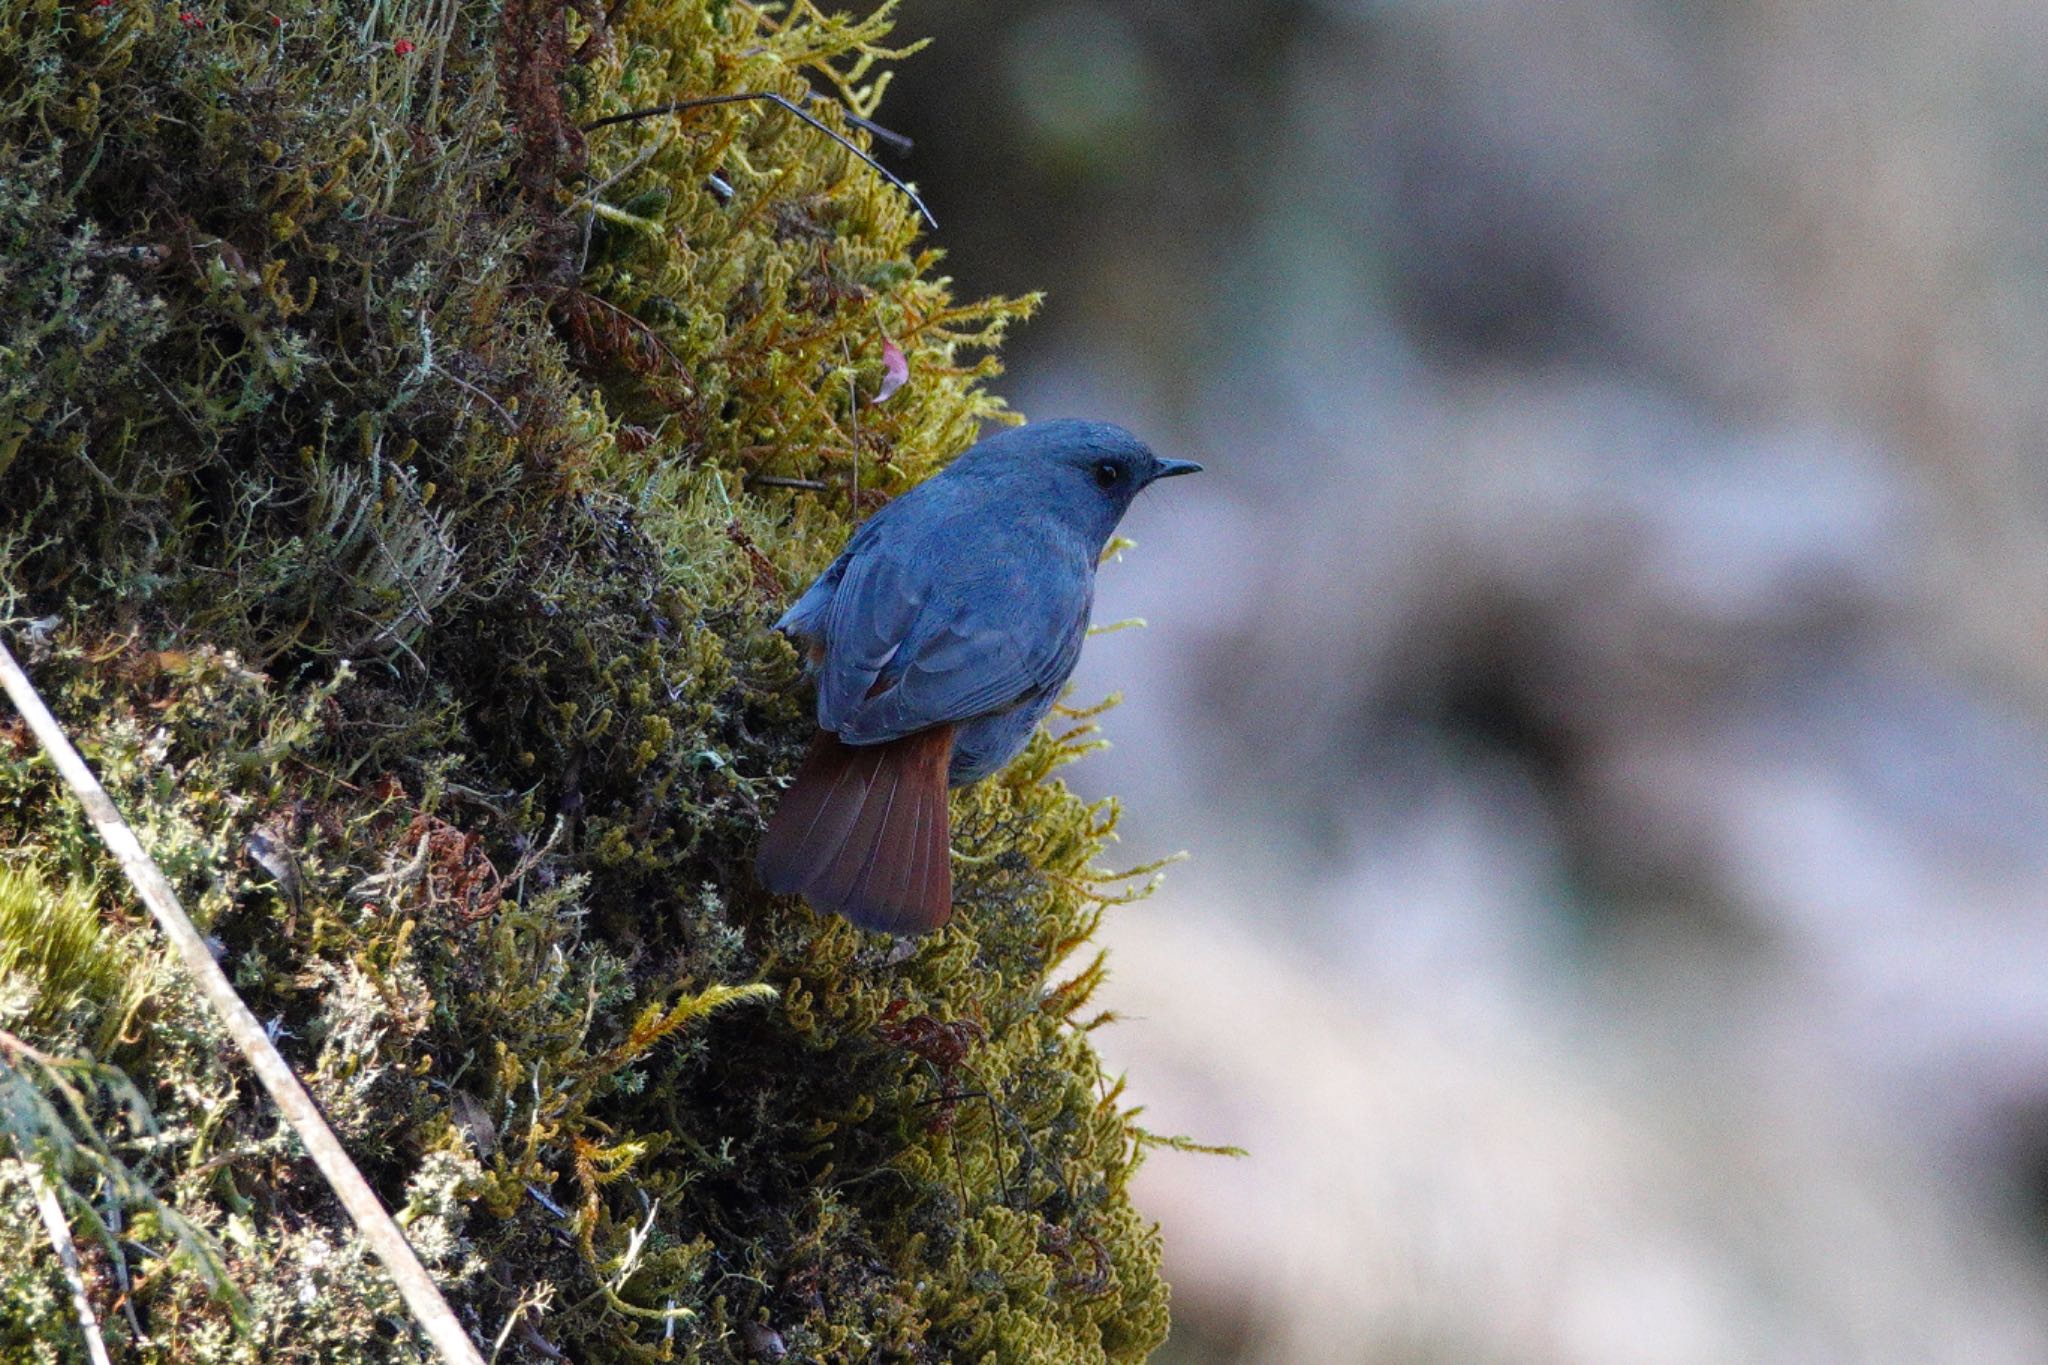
[{"xmin": 956, "ymin": 418, "xmax": 1201, "ymax": 545}]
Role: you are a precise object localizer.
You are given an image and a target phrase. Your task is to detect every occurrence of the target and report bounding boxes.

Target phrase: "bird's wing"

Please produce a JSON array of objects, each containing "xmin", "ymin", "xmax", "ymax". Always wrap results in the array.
[
  {"xmin": 833, "ymin": 558, "xmax": 1092, "ymax": 745},
  {"xmin": 774, "ymin": 490, "xmax": 921, "ymax": 646},
  {"xmin": 773, "ymin": 553, "xmax": 847, "ymax": 644},
  {"xmin": 813, "ymin": 545, "xmax": 927, "ymax": 730}
]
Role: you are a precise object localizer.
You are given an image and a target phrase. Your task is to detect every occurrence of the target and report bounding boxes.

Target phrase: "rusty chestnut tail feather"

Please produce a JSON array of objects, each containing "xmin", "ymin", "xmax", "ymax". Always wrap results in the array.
[{"xmin": 756, "ymin": 727, "xmax": 955, "ymax": 934}]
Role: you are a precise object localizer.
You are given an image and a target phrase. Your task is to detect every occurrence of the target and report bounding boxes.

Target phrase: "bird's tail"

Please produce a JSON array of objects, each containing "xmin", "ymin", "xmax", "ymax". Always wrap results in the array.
[{"xmin": 756, "ymin": 726, "xmax": 954, "ymax": 935}]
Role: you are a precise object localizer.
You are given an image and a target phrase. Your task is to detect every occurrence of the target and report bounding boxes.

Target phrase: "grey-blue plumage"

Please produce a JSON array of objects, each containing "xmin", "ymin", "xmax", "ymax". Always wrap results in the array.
[{"xmin": 758, "ymin": 418, "xmax": 1201, "ymax": 933}]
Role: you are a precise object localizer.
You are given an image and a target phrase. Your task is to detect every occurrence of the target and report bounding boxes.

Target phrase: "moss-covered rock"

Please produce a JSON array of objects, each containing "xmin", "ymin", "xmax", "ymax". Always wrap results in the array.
[{"xmin": 0, "ymin": 0, "xmax": 1173, "ymax": 1358}]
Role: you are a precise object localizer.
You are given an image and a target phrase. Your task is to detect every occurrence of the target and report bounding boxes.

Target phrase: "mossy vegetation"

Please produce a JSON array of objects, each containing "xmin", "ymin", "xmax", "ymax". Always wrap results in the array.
[{"xmin": 0, "ymin": 0, "xmax": 1174, "ymax": 1358}]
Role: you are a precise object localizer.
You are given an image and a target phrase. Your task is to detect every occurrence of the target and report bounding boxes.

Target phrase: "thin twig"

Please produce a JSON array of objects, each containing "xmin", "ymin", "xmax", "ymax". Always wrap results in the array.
[
  {"xmin": 0, "ymin": 637, "xmax": 486, "ymax": 1365},
  {"xmin": 745, "ymin": 475, "xmax": 829, "ymax": 492},
  {"xmin": 436, "ymin": 365, "xmax": 520, "ymax": 434},
  {"xmin": 29, "ymin": 1164, "xmax": 114, "ymax": 1365},
  {"xmin": 844, "ymin": 338, "xmax": 860, "ymax": 510},
  {"xmin": 104, "ymin": 1203, "xmax": 151, "ymax": 1347},
  {"xmin": 582, "ymin": 92, "xmax": 936, "ymax": 229},
  {"xmin": 831, "ymin": 104, "xmax": 913, "ymax": 156}
]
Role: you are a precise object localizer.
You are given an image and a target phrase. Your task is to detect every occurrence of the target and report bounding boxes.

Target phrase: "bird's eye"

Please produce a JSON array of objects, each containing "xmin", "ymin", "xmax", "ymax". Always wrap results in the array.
[{"xmin": 1092, "ymin": 461, "xmax": 1122, "ymax": 489}]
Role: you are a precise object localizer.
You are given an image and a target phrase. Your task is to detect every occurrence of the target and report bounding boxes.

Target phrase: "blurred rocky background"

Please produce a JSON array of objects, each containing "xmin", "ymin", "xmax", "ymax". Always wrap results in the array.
[{"xmin": 883, "ymin": 0, "xmax": 2048, "ymax": 1359}]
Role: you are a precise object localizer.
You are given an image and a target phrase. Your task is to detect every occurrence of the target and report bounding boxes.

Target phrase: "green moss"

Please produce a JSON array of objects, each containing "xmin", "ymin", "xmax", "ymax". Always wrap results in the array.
[
  {"xmin": 0, "ymin": 866, "xmax": 122, "ymax": 1032},
  {"xmin": 0, "ymin": 0, "xmax": 1170, "ymax": 1359}
]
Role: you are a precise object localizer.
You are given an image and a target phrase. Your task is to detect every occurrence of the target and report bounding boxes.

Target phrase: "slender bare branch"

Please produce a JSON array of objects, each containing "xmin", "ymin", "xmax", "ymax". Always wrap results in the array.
[{"xmin": 29, "ymin": 1165, "xmax": 113, "ymax": 1365}]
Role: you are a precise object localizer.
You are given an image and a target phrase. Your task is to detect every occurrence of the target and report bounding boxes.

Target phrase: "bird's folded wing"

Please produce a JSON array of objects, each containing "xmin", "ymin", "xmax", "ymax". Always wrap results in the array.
[
  {"xmin": 835, "ymin": 591, "xmax": 1089, "ymax": 744},
  {"xmin": 815, "ymin": 549, "xmax": 924, "ymax": 729}
]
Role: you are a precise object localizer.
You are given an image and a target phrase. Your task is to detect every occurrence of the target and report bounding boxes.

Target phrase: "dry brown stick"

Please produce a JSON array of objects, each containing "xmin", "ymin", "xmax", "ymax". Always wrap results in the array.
[
  {"xmin": 0, "ymin": 637, "xmax": 485, "ymax": 1365},
  {"xmin": 29, "ymin": 1164, "xmax": 114, "ymax": 1365}
]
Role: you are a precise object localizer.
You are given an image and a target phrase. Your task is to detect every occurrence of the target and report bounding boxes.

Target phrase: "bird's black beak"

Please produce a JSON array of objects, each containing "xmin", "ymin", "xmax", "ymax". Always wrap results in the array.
[{"xmin": 1151, "ymin": 458, "xmax": 1203, "ymax": 480}]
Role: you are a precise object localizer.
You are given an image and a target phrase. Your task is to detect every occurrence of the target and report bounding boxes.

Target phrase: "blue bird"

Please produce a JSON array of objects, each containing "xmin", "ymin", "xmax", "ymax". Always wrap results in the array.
[{"xmin": 757, "ymin": 418, "xmax": 1201, "ymax": 934}]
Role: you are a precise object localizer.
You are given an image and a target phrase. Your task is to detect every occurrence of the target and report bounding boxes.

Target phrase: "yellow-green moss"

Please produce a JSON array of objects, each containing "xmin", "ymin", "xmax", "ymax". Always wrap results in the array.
[{"xmin": 0, "ymin": 0, "xmax": 1170, "ymax": 1360}]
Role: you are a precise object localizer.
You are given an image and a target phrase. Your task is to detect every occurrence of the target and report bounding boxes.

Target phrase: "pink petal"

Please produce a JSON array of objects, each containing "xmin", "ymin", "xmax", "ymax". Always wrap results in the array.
[{"xmin": 872, "ymin": 338, "xmax": 908, "ymax": 405}]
